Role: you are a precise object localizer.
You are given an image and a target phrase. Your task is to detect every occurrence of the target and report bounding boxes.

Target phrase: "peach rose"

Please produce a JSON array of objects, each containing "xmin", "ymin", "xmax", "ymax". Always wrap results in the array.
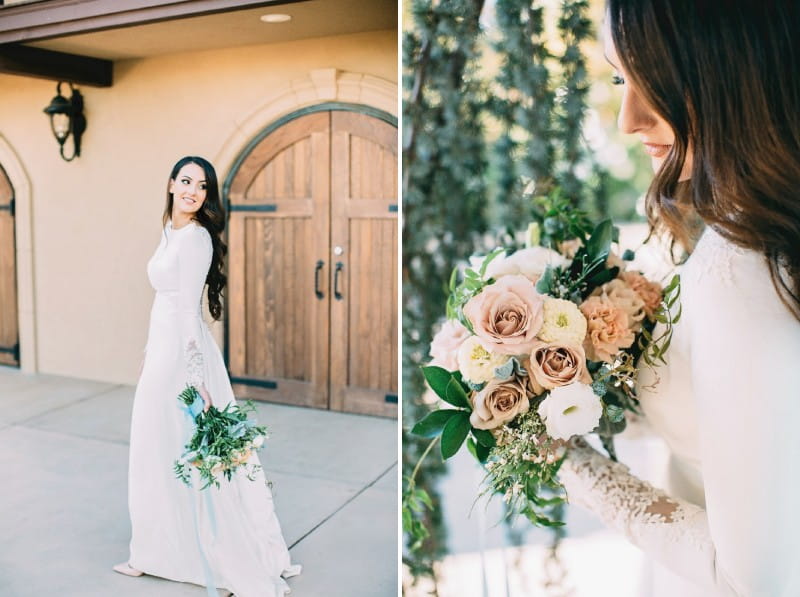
[
  {"xmin": 429, "ymin": 319, "xmax": 471, "ymax": 371},
  {"xmin": 463, "ymin": 275, "xmax": 544, "ymax": 355},
  {"xmin": 579, "ymin": 295, "xmax": 635, "ymax": 363},
  {"xmin": 470, "ymin": 377, "xmax": 530, "ymax": 430},
  {"xmin": 592, "ymin": 278, "xmax": 646, "ymax": 331},
  {"xmin": 528, "ymin": 340, "xmax": 592, "ymax": 389},
  {"xmin": 621, "ymin": 271, "xmax": 663, "ymax": 318}
]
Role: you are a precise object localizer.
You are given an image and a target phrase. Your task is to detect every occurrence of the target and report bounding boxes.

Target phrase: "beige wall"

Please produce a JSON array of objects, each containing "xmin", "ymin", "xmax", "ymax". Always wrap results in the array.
[{"xmin": 0, "ymin": 29, "xmax": 396, "ymax": 384}]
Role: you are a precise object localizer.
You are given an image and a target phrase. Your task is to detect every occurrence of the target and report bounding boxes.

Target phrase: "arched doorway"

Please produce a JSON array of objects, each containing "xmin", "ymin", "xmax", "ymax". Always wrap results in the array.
[
  {"xmin": 224, "ymin": 105, "xmax": 397, "ymax": 417},
  {"xmin": 0, "ymin": 163, "xmax": 19, "ymax": 367}
]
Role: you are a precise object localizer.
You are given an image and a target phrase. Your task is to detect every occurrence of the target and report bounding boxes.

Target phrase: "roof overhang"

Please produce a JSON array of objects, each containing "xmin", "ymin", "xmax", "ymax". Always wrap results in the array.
[{"xmin": 0, "ymin": 0, "xmax": 396, "ymax": 86}]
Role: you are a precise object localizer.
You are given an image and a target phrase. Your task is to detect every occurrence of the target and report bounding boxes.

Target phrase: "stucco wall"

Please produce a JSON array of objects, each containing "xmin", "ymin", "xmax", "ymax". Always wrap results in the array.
[{"xmin": 0, "ymin": 29, "xmax": 396, "ymax": 384}]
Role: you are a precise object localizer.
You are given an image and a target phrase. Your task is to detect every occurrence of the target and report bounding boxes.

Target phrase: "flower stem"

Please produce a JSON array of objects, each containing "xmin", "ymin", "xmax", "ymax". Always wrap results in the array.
[{"xmin": 409, "ymin": 436, "xmax": 439, "ymax": 486}]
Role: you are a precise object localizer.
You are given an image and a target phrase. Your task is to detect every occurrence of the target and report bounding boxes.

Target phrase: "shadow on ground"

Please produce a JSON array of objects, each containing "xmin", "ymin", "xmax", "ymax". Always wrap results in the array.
[{"xmin": 0, "ymin": 368, "xmax": 397, "ymax": 597}]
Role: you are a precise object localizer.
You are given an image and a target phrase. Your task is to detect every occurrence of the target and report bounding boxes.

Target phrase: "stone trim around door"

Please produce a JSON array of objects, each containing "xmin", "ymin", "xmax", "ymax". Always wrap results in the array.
[
  {"xmin": 0, "ymin": 134, "xmax": 37, "ymax": 373},
  {"xmin": 213, "ymin": 68, "xmax": 397, "ymax": 181}
]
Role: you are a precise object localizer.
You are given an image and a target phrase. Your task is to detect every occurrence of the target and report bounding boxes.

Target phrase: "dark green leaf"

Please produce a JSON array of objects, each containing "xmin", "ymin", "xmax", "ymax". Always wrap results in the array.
[
  {"xmin": 466, "ymin": 437, "xmax": 490, "ymax": 463},
  {"xmin": 441, "ymin": 411, "xmax": 472, "ymax": 459},
  {"xmin": 585, "ymin": 219, "xmax": 613, "ymax": 263},
  {"xmin": 445, "ymin": 377, "xmax": 472, "ymax": 409},
  {"xmin": 472, "ymin": 427, "xmax": 496, "ymax": 448},
  {"xmin": 411, "ymin": 409, "xmax": 462, "ymax": 438},
  {"xmin": 421, "ymin": 366, "xmax": 453, "ymax": 400}
]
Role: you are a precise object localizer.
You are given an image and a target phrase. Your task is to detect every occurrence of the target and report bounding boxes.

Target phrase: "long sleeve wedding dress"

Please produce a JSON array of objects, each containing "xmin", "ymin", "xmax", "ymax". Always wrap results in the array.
[
  {"xmin": 126, "ymin": 220, "xmax": 300, "ymax": 597},
  {"xmin": 559, "ymin": 227, "xmax": 800, "ymax": 596}
]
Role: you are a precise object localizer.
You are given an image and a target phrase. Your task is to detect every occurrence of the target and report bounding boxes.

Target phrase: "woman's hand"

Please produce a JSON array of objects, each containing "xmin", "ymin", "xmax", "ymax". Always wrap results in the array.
[{"xmin": 197, "ymin": 385, "xmax": 213, "ymax": 412}]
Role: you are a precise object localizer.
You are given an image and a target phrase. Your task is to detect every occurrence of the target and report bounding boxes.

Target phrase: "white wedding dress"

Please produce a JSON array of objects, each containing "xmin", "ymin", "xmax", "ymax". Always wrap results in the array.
[
  {"xmin": 125, "ymin": 221, "xmax": 300, "ymax": 597},
  {"xmin": 559, "ymin": 226, "xmax": 800, "ymax": 596}
]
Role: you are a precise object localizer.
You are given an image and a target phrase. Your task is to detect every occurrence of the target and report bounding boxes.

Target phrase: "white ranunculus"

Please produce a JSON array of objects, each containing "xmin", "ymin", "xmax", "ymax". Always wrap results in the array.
[
  {"xmin": 483, "ymin": 247, "xmax": 570, "ymax": 282},
  {"xmin": 537, "ymin": 383, "xmax": 603, "ymax": 440},
  {"xmin": 457, "ymin": 335, "xmax": 511, "ymax": 384}
]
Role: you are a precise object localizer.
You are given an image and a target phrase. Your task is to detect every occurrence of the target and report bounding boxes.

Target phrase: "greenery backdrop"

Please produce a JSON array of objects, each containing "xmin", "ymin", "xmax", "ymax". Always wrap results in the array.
[{"xmin": 402, "ymin": 0, "xmax": 651, "ymax": 592}]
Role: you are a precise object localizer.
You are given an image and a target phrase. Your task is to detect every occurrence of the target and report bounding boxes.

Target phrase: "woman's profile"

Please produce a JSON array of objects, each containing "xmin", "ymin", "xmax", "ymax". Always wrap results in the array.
[
  {"xmin": 558, "ymin": 2, "xmax": 800, "ymax": 595},
  {"xmin": 113, "ymin": 155, "xmax": 300, "ymax": 596}
]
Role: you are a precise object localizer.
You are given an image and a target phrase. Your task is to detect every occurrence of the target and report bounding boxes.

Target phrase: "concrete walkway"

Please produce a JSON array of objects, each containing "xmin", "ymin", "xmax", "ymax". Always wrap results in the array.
[{"xmin": 0, "ymin": 368, "xmax": 398, "ymax": 596}]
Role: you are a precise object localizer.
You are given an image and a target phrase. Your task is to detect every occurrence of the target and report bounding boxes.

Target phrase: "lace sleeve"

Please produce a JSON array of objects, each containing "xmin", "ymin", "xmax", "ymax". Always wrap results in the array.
[
  {"xmin": 560, "ymin": 230, "xmax": 800, "ymax": 596},
  {"xmin": 177, "ymin": 226, "xmax": 212, "ymax": 388},
  {"xmin": 559, "ymin": 439, "xmax": 720, "ymax": 589}
]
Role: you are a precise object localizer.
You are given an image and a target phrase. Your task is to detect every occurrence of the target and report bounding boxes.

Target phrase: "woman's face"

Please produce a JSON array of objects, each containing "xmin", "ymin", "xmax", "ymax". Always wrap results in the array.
[
  {"xmin": 169, "ymin": 162, "xmax": 208, "ymax": 216},
  {"xmin": 603, "ymin": 21, "xmax": 693, "ymax": 181}
]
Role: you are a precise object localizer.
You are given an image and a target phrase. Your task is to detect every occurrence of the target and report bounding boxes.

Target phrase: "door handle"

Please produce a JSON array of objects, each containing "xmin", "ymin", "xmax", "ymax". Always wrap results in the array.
[
  {"xmin": 314, "ymin": 260, "xmax": 324, "ymax": 299},
  {"xmin": 334, "ymin": 261, "xmax": 344, "ymax": 301}
]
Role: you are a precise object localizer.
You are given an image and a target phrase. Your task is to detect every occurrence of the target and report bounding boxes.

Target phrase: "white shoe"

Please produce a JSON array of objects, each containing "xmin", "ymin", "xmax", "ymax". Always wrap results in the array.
[{"xmin": 112, "ymin": 562, "xmax": 144, "ymax": 577}]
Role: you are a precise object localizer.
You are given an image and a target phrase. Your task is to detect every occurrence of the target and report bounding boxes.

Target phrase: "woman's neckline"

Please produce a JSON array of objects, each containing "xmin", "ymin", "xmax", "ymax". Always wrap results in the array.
[{"xmin": 167, "ymin": 219, "xmax": 198, "ymax": 232}]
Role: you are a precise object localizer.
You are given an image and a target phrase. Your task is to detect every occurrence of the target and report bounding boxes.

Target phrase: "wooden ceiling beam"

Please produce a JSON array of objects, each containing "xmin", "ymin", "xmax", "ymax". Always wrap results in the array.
[
  {"xmin": 0, "ymin": 0, "xmax": 306, "ymax": 45},
  {"xmin": 0, "ymin": 45, "xmax": 113, "ymax": 87}
]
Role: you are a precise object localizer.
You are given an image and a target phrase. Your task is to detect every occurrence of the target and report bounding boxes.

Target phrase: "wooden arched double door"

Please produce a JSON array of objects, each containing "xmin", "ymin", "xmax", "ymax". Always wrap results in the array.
[
  {"xmin": 0, "ymin": 164, "xmax": 18, "ymax": 367},
  {"xmin": 226, "ymin": 109, "xmax": 397, "ymax": 417}
]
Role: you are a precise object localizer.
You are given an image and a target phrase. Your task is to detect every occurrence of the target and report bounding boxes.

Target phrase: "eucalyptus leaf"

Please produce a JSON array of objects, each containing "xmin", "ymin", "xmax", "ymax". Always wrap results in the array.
[
  {"xmin": 493, "ymin": 358, "xmax": 516, "ymax": 381},
  {"xmin": 605, "ymin": 403, "xmax": 625, "ymax": 423}
]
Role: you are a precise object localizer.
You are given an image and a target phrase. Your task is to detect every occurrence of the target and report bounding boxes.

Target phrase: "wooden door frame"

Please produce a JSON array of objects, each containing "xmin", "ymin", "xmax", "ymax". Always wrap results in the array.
[
  {"xmin": 0, "ymin": 164, "xmax": 19, "ymax": 367},
  {"xmin": 220, "ymin": 102, "xmax": 397, "ymax": 402},
  {"xmin": 0, "ymin": 136, "xmax": 35, "ymax": 373}
]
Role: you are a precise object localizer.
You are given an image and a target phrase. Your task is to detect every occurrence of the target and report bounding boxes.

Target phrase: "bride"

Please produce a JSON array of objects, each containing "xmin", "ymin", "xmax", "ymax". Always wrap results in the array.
[
  {"xmin": 113, "ymin": 156, "xmax": 300, "ymax": 596},
  {"xmin": 559, "ymin": 2, "xmax": 800, "ymax": 595}
]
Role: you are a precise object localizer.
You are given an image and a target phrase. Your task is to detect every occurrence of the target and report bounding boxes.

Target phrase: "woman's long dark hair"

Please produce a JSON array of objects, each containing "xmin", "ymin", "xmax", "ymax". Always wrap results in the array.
[
  {"xmin": 608, "ymin": 0, "xmax": 800, "ymax": 320},
  {"xmin": 162, "ymin": 156, "xmax": 227, "ymax": 320}
]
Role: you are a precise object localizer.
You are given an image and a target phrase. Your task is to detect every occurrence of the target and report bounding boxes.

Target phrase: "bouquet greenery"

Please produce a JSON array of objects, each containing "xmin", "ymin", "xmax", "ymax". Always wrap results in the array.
[{"xmin": 173, "ymin": 386, "xmax": 269, "ymax": 490}]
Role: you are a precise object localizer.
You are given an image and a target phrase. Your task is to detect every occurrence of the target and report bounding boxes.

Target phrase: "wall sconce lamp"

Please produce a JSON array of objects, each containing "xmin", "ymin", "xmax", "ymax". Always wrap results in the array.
[{"xmin": 43, "ymin": 82, "xmax": 86, "ymax": 162}]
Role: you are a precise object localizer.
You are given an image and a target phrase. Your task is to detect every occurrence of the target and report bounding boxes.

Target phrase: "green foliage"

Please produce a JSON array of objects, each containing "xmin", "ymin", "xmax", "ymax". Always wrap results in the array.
[
  {"xmin": 488, "ymin": 0, "xmax": 603, "ymax": 224},
  {"xmin": 174, "ymin": 386, "xmax": 268, "ymax": 490},
  {"xmin": 639, "ymin": 274, "xmax": 682, "ymax": 367},
  {"xmin": 403, "ymin": 0, "xmax": 489, "ymax": 582},
  {"xmin": 532, "ymin": 188, "xmax": 594, "ymax": 249},
  {"xmin": 445, "ymin": 247, "xmax": 503, "ymax": 328},
  {"xmin": 482, "ymin": 410, "xmax": 567, "ymax": 527}
]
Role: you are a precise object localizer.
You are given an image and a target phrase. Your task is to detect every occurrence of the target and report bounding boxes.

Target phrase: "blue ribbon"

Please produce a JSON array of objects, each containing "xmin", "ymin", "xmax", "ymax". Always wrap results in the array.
[{"xmin": 180, "ymin": 395, "xmax": 220, "ymax": 597}]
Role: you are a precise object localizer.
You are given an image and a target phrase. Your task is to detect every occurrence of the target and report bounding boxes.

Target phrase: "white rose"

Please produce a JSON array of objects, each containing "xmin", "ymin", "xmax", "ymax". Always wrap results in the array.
[
  {"xmin": 472, "ymin": 247, "xmax": 569, "ymax": 282},
  {"xmin": 537, "ymin": 383, "xmax": 603, "ymax": 440},
  {"xmin": 457, "ymin": 336, "xmax": 511, "ymax": 384},
  {"xmin": 252, "ymin": 435, "xmax": 265, "ymax": 449}
]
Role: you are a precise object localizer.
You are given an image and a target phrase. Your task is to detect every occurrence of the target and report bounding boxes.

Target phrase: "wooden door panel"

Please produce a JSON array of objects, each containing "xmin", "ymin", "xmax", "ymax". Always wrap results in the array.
[
  {"xmin": 0, "ymin": 165, "xmax": 18, "ymax": 367},
  {"xmin": 330, "ymin": 112, "xmax": 397, "ymax": 417},
  {"xmin": 228, "ymin": 113, "xmax": 330, "ymax": 408}
]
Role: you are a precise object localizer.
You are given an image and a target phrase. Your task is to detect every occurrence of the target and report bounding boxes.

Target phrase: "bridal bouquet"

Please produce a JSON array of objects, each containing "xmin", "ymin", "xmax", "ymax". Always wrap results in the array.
[
  {"xmin": 174, "ymin": 386, "xmax": 269, "ymax": 490},
  {"xmin": 408, "ymin": 202, "xmax": 679, "ymax": 528}
]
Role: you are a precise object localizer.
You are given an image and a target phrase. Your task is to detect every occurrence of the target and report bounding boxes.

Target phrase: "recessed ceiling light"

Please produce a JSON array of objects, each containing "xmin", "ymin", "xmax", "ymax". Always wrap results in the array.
[{"xmin": 260, "ymin": 13, "xmax": 292, "ymax": 23}]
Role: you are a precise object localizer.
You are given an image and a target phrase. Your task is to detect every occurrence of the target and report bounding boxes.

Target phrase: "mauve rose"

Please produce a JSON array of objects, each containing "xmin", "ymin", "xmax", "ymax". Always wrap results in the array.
[
  {"xmin": 470, "ymin": 377, "xmax": 530, "ymax": 430},
  {"xmin": 592, "ymin": 278, "xmax": 646, "ymax": 331},
  {"xmin": 529, "ymin": 340, "xmax": 592, "ymax": 389},
  {"xmin": 429, "ymin": 319, "xmax": 471, "ymax": 371},
  {"xmin": 521, "ymin": 358, "xmax": 546, "ymax": 396},
  {"xmin": 463, "ymin": 275, "xmax": 545, "ymax": 355},
  {"xmin": 579, "ymin": 295, "xmax": 635, "ymax": 363},
  {"xmin": 621, "ymin": 271, "xmax": 663, "ymax": 318}
]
